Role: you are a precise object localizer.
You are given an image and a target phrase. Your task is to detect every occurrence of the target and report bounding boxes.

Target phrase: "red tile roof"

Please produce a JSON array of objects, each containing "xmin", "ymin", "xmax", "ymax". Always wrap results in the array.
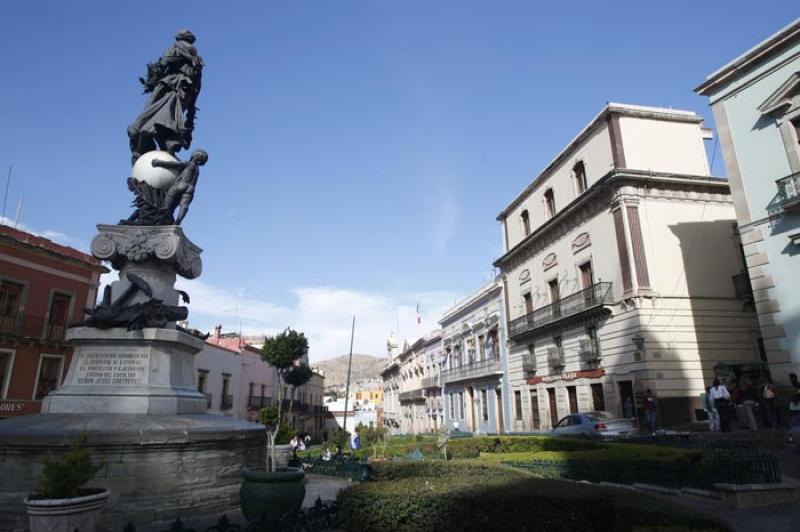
[{"xmin": 0, "ymin": 224, "xmax": 102, "ymax": 269}]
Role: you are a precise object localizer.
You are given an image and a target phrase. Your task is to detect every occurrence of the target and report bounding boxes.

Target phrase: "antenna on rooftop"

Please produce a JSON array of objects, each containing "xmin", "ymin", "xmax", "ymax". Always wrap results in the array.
[
  {"xmin": 13, "ymin": 197, "xmax": 23, "ymax": 229},
  {"xmin": 1, "ymin": 166, "xmax": 11, "ymax": 223}
]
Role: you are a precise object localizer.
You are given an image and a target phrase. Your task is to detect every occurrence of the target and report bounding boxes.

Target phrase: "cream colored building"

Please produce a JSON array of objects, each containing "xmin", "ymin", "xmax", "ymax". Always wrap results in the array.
[{"xmin": 495, "ymin": 103, "xmax": 763, "ymax": 429}]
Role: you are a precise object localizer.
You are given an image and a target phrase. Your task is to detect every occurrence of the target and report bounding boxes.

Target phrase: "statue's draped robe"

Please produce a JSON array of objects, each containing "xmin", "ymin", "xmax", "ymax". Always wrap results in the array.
[{"xmin": 128, "ymin": 42, "xmax": 203, "ymax": 156}]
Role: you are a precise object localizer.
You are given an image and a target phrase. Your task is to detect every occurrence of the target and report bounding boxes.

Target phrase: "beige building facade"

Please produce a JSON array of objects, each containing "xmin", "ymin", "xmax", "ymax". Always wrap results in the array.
[{"xmin": 495, "ymin": 103, "xmax": 763, "ymax": 430}]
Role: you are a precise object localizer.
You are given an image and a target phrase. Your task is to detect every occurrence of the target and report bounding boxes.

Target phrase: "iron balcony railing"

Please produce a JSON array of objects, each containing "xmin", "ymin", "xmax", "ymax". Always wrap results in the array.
[
  {"xmin": 0, "ymin": 314, "xmax": 71, "ymax": 343},
  {"xmin": 248, "ymin": 396, "xmax": 272, "ymax": 409},
  {"xmin": 441, "ymin": 357, "xmax": 503, "ymax": 383},
  {"xmin": 508, "ymin": 282, "xmax": 613, "ymax": 340},
  {"xmin": 732, "ymin": 271, "xmax": 754, "ymax": 302},
  {"xmin": 399, "ymin": 389, "xmax": 426, "ymax": 402},
  {"xmin": 421, "ymin": 375, "xmax": 441, "ymax": 389},
  {"xmin": 547, "ymin": 347, "xmax": 564, "ymax": 368},
  {"xmin": 579, "ymin": 339, "xmax": 602, "ymax": 367},
  {"xmin": 776, "ymin": 171, "xmax": 800, "ymax": 210},
  {"xmin": 220, "ymin": 394, "xmax": 234, "ymax": 411},
  {"xmin": 521, "ymin": 353, "xmax": 537, "ymax": 374}
]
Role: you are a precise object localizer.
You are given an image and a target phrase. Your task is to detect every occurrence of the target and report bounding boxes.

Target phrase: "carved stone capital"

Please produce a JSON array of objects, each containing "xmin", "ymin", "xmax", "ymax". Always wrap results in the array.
[{"xmin": 91, "ymin": 224, "xmax": 203, "ymax": 279}]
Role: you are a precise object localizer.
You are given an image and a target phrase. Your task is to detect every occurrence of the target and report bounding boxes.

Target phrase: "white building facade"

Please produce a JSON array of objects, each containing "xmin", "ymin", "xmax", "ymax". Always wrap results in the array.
[
  {"xmin": 194, "ymin": 342, "xmax": 242, "ymax": 417},
  {"xmin": 495, "ymin": 103, "xmax": 763, "ymax": 430},
  {"xmin": 440, "ymin": 280, "xmax": 510, "ymax": 434}
]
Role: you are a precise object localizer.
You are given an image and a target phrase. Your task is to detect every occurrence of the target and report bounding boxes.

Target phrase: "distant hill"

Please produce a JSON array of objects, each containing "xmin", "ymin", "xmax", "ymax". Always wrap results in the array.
[{"xmin": 315, "ymin": 354, "xmax": 386, "ymax": 390}]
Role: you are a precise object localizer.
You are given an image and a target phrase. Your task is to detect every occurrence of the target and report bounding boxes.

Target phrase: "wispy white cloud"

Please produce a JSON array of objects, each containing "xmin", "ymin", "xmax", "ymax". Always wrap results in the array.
[
  {"xmin": 0, "ymin": 217, "xmax": 88, "ymax": 251},
  {"xmin": 96, "ymin": 275, "xmax": 461, "ymax": 363}
]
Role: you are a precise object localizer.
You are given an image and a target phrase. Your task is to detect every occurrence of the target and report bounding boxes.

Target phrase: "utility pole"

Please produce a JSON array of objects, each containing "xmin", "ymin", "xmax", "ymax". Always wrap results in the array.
[
  {"xmin": 341, "ymin": 315, "xmax": 356, "ymax": 441},
  {"xmin": 2, "ymin": 166, "xmax": 11, "ymax": 222}
]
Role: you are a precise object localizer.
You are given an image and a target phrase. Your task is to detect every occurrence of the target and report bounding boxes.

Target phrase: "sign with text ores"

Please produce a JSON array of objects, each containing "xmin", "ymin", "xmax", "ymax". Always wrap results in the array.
[{"xmin": 75, "ymin": 352, "xmax": 149, "ymax": 386}]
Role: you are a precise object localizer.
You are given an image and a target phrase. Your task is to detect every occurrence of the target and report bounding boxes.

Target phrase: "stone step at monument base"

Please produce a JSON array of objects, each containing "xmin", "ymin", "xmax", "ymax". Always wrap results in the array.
[{"xmin": 0, "ymin": 413, "xmax": 266, "ymax": 531}]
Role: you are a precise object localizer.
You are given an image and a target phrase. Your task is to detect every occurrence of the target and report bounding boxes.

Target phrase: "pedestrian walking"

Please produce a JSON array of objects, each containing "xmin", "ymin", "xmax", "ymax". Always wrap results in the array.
[
  {"xmin": 740, "ymin": 377, "xmax": 759, "ymax": 432},
  {"xmin": 702, "ymin": 388, "xmax": 720, "ymax": 431},
  {"xmin": 759, "ymin": 377, "xmax": 778, "ymax": 430},
  {"xmin": 643, "ymin": 389, "xmax": 657, "ymax": 434},
  {"xmin": 709, "ymin": 378, "xmax": 732, "ymax": 433},
  {"xmin": 789, "ymin": 373, "xmax": 800, "ymax": 428}
]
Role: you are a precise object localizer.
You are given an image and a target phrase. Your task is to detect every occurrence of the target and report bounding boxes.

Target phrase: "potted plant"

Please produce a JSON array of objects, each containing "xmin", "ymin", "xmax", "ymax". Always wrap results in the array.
[
  {"xmin": 240, "ymin": 328, "xmax": 313, "ymax": 521},
  {"xmin": 24, "ymin": 433, "xmax": 108, "ymax": 532}
]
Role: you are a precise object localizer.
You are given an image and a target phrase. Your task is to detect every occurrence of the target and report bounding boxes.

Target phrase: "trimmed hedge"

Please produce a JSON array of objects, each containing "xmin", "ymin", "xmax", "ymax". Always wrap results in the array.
[
  {"xmin": 338, "ymin": 461, "xmax": 730, "ymax": 532},
  {"xmin": 478, "ymin": 443, "xmax": 699, "ymax": 465}
]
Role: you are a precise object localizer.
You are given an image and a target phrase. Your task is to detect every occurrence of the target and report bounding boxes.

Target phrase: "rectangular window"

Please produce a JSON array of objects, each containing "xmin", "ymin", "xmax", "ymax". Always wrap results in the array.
[
  {"xmin": 459, "ymin": 392, "xmax": 464, "ymax": 419},
  {"xmin": 523, "ymin": 292, "xmax": 533, "ymax": 315},
  {"xmin": 481, "ymin": 389, "xmax": 488, "ymax": 421},
  {"xmin": 450, "ymin": 393, "xmax": 455, "ymax": 417},
  {"xmin": 544, "ymin": 189, "xmax": 556, "ymax": 218},
  {"xmin": 547, "ymin": 387, "xmax": 558, "ymax": 427},
  {"xmin": 521, "ymin": 210, "xmax": 531, "ymax": 236},
  {"xmin": 0, "ymin": 280, "xmax": 24, "ymax": 331},
  {"xmin": 197, "ymin": 370, "xmax": 207, "ymax": 392},
  {"xmin": 514, "ymin": 390, "xmax": 523, "ymax": 420},
  {"xmin": 221, "ymin": 375, "xmax": 232, "ymax": 410},
  {"xmin": 0, "ymin": 350, "xmax": 13, "ymax": 399},
  {"xmin": 478, "ymin": 335, "xmax": 485, "ymax": 361},
  {"xmin": 548, "ymin": 279, "xmax": 560, "ymax": 303},
  {"xmin": 45, "ymin": 293, "xmax": 71, "ymax": 341},
  {"xmin": 34, "ymin": 355, "xmax": 64, "ymax": 400},
  {"xmin": 574, "ymin": 161, "xmax": 587, "ymax": 194}
]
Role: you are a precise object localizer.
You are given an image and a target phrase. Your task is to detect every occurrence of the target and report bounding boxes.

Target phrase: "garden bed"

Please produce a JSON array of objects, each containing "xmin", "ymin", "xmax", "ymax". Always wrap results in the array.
[{"xmin": 337, "ymin": 461, "xmax": 730, "ymax": 532}]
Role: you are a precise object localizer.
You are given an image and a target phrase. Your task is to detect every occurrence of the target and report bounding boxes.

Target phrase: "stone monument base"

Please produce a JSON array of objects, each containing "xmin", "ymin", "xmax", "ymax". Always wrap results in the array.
[{"xmin": 0, "ymin": 413, "xmax": 266, "ymax": 531}]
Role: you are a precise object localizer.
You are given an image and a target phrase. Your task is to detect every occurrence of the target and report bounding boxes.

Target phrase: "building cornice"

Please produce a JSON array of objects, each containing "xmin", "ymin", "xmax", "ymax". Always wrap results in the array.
[
  {"xmin": 438, "ymin": 279, "xmax": 502, "ymax": 326},
  {"xmin": 496, "ymin": 104, "xmax": 704, "ymax": 221},
  {"xmin": 493, "ymin": 169, "xmax": 730, "ymax": 270},
  {"xmin": 695, "ymin": 18, "xmax": 800, "ymax": 96}
]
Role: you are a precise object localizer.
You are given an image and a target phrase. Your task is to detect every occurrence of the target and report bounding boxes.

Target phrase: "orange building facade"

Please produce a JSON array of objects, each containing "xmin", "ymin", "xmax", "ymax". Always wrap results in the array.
[{"xmin": 0, "ymin": 225, "xmax": 105, "ymax": 418}]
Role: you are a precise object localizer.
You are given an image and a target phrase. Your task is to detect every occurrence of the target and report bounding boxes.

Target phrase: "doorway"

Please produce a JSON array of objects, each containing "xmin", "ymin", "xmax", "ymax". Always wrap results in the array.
[
  {"xmin": 566, "ymin": 386, "xmax": 578, "ymax": 413},
  {"xmin": 530, "ymin": 389, "xmax": 541, "ymax": 431},
  {"xmin": 591, "ymin": 383, "xmax": 605, "ymax": 411},
  {"xmin": 547, "ymin": 387, "xmax": 558, "ymax": 428},
  {"xmin": 496, "ymin": 388, "xmax": 504, "ymax": 433},
  {"xmin": 618, "ymin": 380, "xmax": 635, "ymax": 418}
]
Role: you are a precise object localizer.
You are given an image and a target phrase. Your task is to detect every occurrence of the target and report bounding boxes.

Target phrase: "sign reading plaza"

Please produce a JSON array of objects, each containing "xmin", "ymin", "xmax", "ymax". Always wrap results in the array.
[{"xmin": 75, "ymin": 352, "xmax": 149, "ymax": 386}]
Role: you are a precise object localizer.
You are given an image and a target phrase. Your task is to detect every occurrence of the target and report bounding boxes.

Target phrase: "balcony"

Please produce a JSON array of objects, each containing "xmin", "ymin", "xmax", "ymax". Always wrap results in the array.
[
  {"xmin": 428, "ymin": 398, "xmax": 443, "ymax": 411},
  {"xmin": 399, "ymin": 389, "xmax": 426, "ymax": 403},
  {"xmin": 508, "ymin": 282, "xmax": 613, "ymax": 341},
  {"xmin": 421, "ymin": 375, "xmax": 441, "ymax": 389},
  {"xmin": 0, "ymin": 315, "xmax": 71, "ymax": 344},
  {"xmin": 220, "ymin": 394, "xmax": 233, "ymax": 411},
  {"xmin": 547, "ymin": 347, "xmax": 564, "ymax": 369},
  {"xmin": 441, "ymin": 357, "xmax": 503, "ymax": 384},
  {"xmin": 248, "ymin": 396, "xmax": 272, "ymax": 409},
  {"xmin": 776, "ymin": 171, "xmax": 800, "ymax": 211},
  {"xmin": 521, "ymin": 353, "xmax": 537, "ymax": 374},
  {"xmin": 733, "ymin": 271, "xmax": 754, "ymax": 303},
  {"xmin": 579, "ymin": 339, "xmax": 602, "ymax": 368}
]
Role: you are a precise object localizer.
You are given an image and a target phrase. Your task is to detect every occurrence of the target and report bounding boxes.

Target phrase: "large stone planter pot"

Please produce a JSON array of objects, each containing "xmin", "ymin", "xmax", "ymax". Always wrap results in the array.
[
  {"xmin": 24, "ymin": 489, "xmax": 110, "ymax": 532},
  {"xmin": 240, "ymin": 467, "xmax": 306, "ymax": 522}
]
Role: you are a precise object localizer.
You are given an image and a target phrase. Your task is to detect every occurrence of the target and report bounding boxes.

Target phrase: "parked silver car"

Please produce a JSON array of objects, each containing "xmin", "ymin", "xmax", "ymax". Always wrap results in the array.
[{"xmin": 551, "ymin": 411, "xmax": 638, "ymax": 438}]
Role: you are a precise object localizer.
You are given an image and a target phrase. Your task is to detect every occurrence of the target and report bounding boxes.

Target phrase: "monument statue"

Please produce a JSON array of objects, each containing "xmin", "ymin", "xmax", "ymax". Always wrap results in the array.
[
  {"xmin": 128, "ymin": 29, "xmax": 203, "ymax": 163},
  {"xmin": 0, "ymin": 30, "xmax": 264, "ymax": 531}
]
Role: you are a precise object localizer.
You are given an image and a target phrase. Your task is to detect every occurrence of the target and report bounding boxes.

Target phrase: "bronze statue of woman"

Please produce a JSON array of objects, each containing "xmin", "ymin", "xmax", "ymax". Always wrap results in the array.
[{"xmin": 127, "ymin": 30, "xmax": 204, "ymax": 164}]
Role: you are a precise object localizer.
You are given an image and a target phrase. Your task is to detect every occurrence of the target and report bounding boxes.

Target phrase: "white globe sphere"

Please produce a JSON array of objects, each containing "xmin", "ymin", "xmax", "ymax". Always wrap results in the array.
[{"xmin": 132, "ymin": 151, "xmax": 179, "ymax": 189}]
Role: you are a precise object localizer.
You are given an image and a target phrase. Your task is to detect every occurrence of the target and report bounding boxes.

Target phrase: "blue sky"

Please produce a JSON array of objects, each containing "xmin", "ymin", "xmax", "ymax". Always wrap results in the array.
[{"xmin": 0, "ymin": 1, "xmax": 795, "ymax": 361}]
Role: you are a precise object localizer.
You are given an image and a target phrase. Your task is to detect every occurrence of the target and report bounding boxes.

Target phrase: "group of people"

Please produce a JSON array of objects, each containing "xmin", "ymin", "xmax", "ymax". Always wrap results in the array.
[
  {"xmin": 703, "ymin": 373, "xmax": 800, "ymax": 433},
  {"xmin": 289, "ymin": 433, "xmax": 312, "ymax": 455}
]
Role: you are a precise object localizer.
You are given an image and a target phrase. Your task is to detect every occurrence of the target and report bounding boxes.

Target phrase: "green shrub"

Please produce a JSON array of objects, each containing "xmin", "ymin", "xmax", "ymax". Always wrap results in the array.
[
  {"xmin": 478, "ymin": 444, "xmax": 699, "ymax": 465},
  {"xmin": 446, "ymin": 435, "xmax": 601, "ymax": 458},
  {"xmin": 338, "ymin": 461, "xmax": 730, "ymax": 532},
  {"xmin": 33, "ymin": 433, "xmax": 105, "ymax": 500}
]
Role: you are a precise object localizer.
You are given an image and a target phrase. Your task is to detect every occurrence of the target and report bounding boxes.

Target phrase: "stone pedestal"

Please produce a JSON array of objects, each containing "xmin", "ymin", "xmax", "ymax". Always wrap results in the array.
[
  {"xmin": 43, "ymin": 327, "xmax": 208, "ymax": 415},
  {"xmin": 0, "ymin": 414, "xmax": 266, "ymax": 531}
]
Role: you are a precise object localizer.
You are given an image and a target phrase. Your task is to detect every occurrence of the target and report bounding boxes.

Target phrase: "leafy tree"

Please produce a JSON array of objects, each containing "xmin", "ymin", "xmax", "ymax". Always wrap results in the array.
[
  {"xmin": 259, "ymin": 328, "xmax": 311, "ymax": 472},
  {"xmin": 361, "ymin": 424, "xmax": 390, "ymax": 458},
  {"xmin": 283, "ymin": 363, "xmax": 314, "ymax": 421}
]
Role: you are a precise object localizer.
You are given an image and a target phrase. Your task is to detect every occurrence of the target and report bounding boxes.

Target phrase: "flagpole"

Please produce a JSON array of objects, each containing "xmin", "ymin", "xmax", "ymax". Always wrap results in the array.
[{"xmin": 342, "ymin": 315, "xmax": 356, "ymax": 440}]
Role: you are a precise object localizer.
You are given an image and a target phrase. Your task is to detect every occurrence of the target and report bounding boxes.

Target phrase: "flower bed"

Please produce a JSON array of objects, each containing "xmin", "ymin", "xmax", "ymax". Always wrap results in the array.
[{"xmin": 337, "ymin": 461, "xmax": 730, "ymax": 532}]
